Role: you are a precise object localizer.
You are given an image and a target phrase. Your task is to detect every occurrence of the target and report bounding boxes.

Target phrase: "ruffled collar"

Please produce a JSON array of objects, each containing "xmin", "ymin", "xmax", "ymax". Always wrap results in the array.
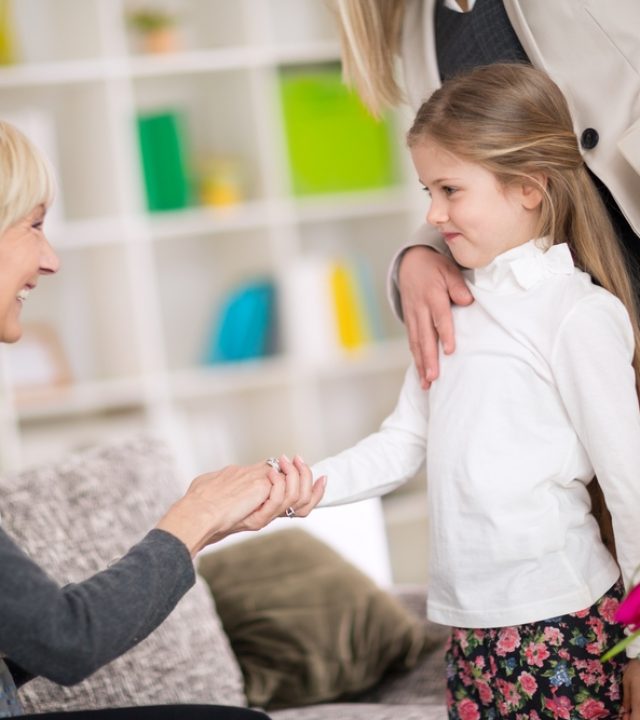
[{"xmin": 464, "ymin": 238, "xmax": 575, "ymax": 293}]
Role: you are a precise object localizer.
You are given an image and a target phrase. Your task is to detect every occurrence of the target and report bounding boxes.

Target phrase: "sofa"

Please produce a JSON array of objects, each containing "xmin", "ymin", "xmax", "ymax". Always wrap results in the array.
[{"xmin": 0, "ymin": 435, "xmax": 448, "ymax": 719}]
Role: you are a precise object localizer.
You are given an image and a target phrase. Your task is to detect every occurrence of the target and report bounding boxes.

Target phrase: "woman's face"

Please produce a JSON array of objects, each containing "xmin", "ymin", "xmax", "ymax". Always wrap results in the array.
[{"xmin": 0, "ymin": 205, "xmax": 60, "ymax": 343}]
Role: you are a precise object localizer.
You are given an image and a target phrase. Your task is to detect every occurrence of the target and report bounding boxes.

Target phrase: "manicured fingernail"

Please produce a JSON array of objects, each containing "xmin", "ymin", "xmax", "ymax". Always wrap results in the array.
[
  {"xmin": 281, "ymin": 453, "xmax": 290, "ymax": 463},
  {"xmin": 294, "ymin": 454, "xmax": 304, "ymax": 464}
]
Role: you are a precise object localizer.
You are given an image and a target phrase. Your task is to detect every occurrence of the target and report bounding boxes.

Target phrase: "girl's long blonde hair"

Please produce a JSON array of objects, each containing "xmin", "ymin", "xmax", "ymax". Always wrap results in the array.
[
  {"xmin": 408, "ymin": 63, "xmax": 640, "ymax": 555},
  {"xmin": 331, "ymin": 0, "xmax": 406, "ymax": 116}
]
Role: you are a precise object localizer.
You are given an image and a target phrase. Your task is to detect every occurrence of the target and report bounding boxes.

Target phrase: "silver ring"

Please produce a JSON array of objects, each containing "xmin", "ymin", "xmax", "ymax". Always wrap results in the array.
[
  {"xmin": 266, "ymin": 457, "xmax": 281, "ymax": 473},
  {"xmin": 285, "ymin": 506, "xmax": 296, "ymax": 518}
]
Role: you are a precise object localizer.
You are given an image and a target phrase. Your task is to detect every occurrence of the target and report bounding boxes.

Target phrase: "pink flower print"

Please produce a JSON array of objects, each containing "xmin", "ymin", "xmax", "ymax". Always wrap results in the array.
[
  {"xmin": 577, "ymin": 698, "xmax": 609, "ymax": 719},
  {"xmin": 616, "ymin": 583, "xmax": 640, "ymax": 630},
  {"xmin": 544, "ymin": 694, "xmax": 573, "ymax": 719},
  {"xmin": 477, "ymin": 679, "xmax": 493, "ymax": 705},
  {"xmin": 458, "ymin": 698, "xmax": 481, "ymax": 720},
  {"xmin": 524, "ymin": 641, "xmax": 550, "ymax": 667},
  {"xmin": 574, "ymin": 607, "xmax": 590, "ymax": 618},
  {"xmin": 598, "ymin": 595, "xmax": 619, "ymax": 623},
  {"xmin": 558, "ymin": 648, "xmax": 570, "ymax": 661},
  {"xmin": 496, "ymin": 626, "xmax": 521, "ymax": 656},
  {"xmin": 518, "ymin": 671, "xmax": 538, "ymax": 696},
  {"xmin": 474, "ymin": 655, "xmax": 486, "ymax": 669},
  {"xmin": 543, "ymin": 626, "xmax": 564, "ymax": 646},
  {"xmin": 495, "ymin": 678, "xmax": 521, "ymax": 710},
  {"xmin": 587, "ymin": 616, "xmax": 605, "ymax": 641},
  {"xmin": 586, "ymin": 641, "xmax": 602, "ymax": 656}
]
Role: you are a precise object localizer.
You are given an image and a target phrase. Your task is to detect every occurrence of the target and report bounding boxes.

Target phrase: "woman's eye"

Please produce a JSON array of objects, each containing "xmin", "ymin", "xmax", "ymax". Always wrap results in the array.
[
  {"xmin": 32, "ymin": 221, "xmax": 43, "ymax": 231},
  {"xmin": 421, "ymin": 186, "xmax": 431, "ymax": 197},
  {"xmin": 443, "ymin": 186, "xmax": 457, "ymax": 196}
]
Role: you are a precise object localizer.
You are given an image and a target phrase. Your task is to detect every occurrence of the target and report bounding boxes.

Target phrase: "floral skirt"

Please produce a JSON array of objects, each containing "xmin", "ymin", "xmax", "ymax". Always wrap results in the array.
[{"xmin": 445, "ymin": 579, "xmax": 628, "ymax": 719}]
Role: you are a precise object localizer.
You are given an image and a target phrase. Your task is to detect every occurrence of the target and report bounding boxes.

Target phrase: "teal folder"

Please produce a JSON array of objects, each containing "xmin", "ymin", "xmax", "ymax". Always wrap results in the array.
[{"xmin": 204, "ymin": 280, "xmax": 277, "ymax": 364}]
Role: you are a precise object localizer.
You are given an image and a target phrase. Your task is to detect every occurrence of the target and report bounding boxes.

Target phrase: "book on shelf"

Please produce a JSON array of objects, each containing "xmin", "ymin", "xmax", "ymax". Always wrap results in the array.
[
  {"xmin": 203, "ymin": 279, "xmax": 277, "ymax": 365},
  {"xmin": 278, "ymin": 62, "xmax": 398, "ymax": 196},
  {"xmin": 136, "ymin": 109, "xmax": 191, "ymax": 212},
  {"xmin": 289, "ymin": 255, "xmax": 383, "ymax": 364}
]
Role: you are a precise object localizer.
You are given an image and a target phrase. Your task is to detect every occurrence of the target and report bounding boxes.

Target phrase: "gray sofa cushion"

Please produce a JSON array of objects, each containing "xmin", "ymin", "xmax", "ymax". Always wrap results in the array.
[
  {"xmin": 270, "ymin": 703, "xmax": 447, "ymax": 719},
  {"xmin": 0, "ymin": 435, "xmax": 246, "ymax": 712}
]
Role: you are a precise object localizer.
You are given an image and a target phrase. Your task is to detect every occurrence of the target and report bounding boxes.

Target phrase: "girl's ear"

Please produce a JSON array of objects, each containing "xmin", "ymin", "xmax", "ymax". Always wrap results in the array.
[{"xmin": 521, "ymin": 174, "xmax": 546, "ymax": 210}]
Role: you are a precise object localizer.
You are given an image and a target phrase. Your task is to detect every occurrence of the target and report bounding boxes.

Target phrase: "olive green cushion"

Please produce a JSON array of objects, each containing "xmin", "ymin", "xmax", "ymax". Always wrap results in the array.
[{"xmin": 197, "ymin": 529, "xmax": 428, "ymax": 710}]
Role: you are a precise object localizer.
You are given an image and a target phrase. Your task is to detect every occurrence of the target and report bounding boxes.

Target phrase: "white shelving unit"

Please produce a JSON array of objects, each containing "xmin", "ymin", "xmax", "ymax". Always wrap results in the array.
[{"xmin": 0, "ymin": 0, "xmax": 428, "ymax": 583}]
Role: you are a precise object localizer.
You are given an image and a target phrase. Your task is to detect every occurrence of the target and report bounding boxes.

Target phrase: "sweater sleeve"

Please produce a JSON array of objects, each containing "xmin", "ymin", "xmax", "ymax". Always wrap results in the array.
[
  {"xmin": 551, "ymin": 292, "xmax": 640, "ymax": 657},
  {"xmin": 0, "ymin": 527, "xmax": 195, "ymax": 686},
  {"xmin": 314, "ymin": 363, "xmax": 429, "ymax": 506}
]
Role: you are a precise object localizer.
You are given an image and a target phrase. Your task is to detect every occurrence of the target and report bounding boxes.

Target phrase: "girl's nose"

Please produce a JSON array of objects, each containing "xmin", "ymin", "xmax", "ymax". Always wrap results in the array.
[{"xmin": 427, "ymin": 197, "xmax": 448, "ymax": 227}]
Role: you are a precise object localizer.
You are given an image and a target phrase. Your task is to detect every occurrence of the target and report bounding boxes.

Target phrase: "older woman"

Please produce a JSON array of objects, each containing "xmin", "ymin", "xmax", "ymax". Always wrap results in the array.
[{"xmin": 0, "ymin": 120, "xmax": 325, "ymax": 718}]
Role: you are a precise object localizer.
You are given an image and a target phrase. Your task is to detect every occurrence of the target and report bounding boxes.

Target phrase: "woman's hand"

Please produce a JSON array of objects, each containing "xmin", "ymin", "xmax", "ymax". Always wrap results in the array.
[
  {"xmin": 398, "ymin": 246, "xmax": 473, "ymax": 388},
  {"xmin": 156, "ymin": 457, "xmax": 326, "ymax": 557},
  {"xmin": 622, "ymin": 657, "xmax": 640, "ymax": 718},
  {"xmin": 243, "ymin": 453, "xmax": 325, "ymax": 527}
]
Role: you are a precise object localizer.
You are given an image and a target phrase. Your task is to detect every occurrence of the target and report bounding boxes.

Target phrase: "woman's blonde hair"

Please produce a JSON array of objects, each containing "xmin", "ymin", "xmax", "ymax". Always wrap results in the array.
[
  {"xmin": 0, "ymin": 120, "xmax": 55, "ymax": 234},
  {"xmin": 408, "ymin": 63, "xmax": 640, "ymax": 555},
  {"xmin": 331, "ymin": 0, "xmax": 406, "ymax": 116}
]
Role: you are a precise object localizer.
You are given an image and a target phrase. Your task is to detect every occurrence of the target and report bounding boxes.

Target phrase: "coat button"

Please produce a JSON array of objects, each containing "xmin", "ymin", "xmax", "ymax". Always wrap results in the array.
[{"xmin": 580, "ymin": 128, "xmax": 599, "ymax": 150}]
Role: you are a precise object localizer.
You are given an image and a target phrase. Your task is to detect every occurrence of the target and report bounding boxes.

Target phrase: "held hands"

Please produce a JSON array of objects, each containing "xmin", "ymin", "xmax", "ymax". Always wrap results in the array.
[
  {"xmin": 156, "ymin": 455, "xmax": 326, "ymax": 557},
  {"xmin": 398, "ymin": 246, "xmax": 473, "ymax": 388}
]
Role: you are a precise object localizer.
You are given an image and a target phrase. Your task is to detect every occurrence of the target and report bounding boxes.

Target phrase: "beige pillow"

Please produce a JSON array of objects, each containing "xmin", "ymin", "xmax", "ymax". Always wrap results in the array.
[
  {"xmin": 197, "ymin": 528, "xmax": 428, "ymax": 710},
  {"xmin": 0, "ymin": 435, "xmax": 247, "ymax": 712}
]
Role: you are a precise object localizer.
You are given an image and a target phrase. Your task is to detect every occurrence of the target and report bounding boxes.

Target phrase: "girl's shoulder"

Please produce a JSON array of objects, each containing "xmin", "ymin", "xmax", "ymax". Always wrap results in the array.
[{"xmin": 552, "ymin": 271, "xmax": 635, "ymax": 356}]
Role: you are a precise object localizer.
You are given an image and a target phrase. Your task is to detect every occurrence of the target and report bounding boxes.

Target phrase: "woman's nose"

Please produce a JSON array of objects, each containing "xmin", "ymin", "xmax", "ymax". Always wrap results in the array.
[{"xmin": 40, "ymin": 237, "xmax": 60, "ymax": 275}]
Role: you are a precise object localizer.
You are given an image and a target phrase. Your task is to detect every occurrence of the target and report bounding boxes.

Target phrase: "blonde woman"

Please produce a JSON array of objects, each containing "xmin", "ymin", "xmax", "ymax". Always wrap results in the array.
[
  {"xmin": 311, "ymin": 63, "xmax": 640, "ymax": 718},
  {"xmin": 0, "ymin": 120, "xmax": 325, "ymax": 718}
]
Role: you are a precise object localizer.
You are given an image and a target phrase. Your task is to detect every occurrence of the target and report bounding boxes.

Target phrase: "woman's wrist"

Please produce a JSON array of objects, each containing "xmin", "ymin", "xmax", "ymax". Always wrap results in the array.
[{"xmin": 155, "ymin": 497, "xmax": 217, "ymax": 559}]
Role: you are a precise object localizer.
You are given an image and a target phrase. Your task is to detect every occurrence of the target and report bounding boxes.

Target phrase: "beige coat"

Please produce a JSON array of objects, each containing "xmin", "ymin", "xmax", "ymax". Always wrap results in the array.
[{"xmin": 401, "ymin": 0, "xmax": 640, "ymax": 235}]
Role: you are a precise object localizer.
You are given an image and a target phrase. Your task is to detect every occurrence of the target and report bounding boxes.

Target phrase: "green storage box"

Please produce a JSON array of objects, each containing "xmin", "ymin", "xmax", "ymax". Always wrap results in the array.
[{"xmin": 279, "ymin": 63, "xmax": 397, "ymax": 195}]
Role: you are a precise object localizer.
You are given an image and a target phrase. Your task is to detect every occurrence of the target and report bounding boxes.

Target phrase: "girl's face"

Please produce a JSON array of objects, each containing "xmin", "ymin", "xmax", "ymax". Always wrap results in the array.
[
  {"xmin": 411, "ymin": 138, "xmax": 543, "ymax": 269},
  {"xmin": 0, "ymin": 205, "xmax": 60, "ymax": 343}
]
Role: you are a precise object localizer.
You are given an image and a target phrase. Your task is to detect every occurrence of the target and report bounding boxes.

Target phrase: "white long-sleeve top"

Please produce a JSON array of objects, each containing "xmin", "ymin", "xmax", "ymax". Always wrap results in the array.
[{"xmin": 314, "ymin": 239, "xmax": 640, "ymax": 647}]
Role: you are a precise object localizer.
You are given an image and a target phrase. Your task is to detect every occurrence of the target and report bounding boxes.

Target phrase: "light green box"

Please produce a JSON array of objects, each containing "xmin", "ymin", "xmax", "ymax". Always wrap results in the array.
[{"xmin": 279, "ymin": 63, "xmax": 397, "ymax": 195}]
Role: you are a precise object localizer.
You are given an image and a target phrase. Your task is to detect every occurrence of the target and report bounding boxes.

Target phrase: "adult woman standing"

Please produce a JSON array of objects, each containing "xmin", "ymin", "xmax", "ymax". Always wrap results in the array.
[{"xmin": 0, "ymin": 119, "xmax": 325, "ymax": 718}]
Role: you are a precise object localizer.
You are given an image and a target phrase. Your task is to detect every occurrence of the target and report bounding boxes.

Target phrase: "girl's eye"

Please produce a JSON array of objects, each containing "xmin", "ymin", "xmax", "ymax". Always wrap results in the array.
[
  {"xmin": 32, "ymin": 221, "xmax": 44, "ymax": 231},
  {"xmin": 443, "ymin": 186, "xmax": 457, "ymax": 196},
  {"xmin": 420, "ymin": 186, "xmax": 432, "ymax": 197}
]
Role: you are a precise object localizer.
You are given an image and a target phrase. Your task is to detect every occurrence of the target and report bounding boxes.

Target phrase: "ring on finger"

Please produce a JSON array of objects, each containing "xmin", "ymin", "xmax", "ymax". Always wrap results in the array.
[
  {"xmin": 266, "ymin": 457, "xmax": 281, "ymax": 473},
  {"xmin": 285, "ymin": 506, "xmax": 296, "ymax": 518}
]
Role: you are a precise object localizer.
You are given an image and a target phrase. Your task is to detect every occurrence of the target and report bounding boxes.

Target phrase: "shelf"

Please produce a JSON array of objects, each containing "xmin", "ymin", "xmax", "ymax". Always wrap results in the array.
[
  {"xmin": 316, "ymin": 337, "xmax": 410, "ymax": 380},
  {"xmin": 145, "ymin": 190, "xmax": 416, "ymax": 240},
  {"xmin": 170, "ymin": 356, "xmax": 294, "ymax": 399},
  {"xmin": 14, "ymin": 377, "xmax": 148, "ymax": 422},
  {"xmin": 0, "ymin": 41, "xmax": 341, "ymax": 88}
]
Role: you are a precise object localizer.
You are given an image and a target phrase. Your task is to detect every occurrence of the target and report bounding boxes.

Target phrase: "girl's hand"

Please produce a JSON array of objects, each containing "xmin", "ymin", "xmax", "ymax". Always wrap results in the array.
[
  {"xmin": 398, "ymin": 246, "xmax": 473, "ymax": 388},
  {"xmin": 622, "ymin": 657, "xmax": 640, "ymax": 717},
  {"xmin": 244, "ymin": 453, "xmax": 326, "ymax": 527}
]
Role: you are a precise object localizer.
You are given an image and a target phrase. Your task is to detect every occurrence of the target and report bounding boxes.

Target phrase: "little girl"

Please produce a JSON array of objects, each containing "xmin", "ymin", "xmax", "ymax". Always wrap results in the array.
[{"xmin": 306, "ymin": 64, "xmax": 640, "ymax": 718}]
